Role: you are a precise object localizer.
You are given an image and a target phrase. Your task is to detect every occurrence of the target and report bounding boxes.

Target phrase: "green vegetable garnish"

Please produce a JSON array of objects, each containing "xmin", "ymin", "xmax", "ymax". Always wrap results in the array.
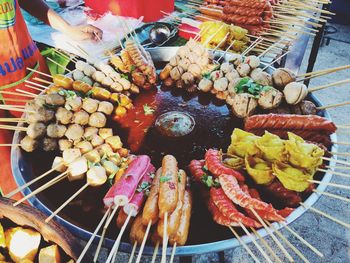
[{"xmin": 143, "ymin": 104, "xmax": 155, "ymax": 115}]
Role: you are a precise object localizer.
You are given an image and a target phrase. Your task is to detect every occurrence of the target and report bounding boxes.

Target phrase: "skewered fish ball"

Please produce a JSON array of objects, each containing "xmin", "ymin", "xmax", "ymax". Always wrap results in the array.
[
  {"xmin": 169, "ymin": 56, "xmax": 180, "ymax": 67},
  {"xmin": 92, "ymin": 71, "xmax": 106, "ymax": 83},
  {"xmin": 81, "ymin": 76, "xmax": 93, "ymax": 86},
  {"xmin": 272, "ymin": 68, "xmax": 296, "ymax": 90},
  {"xmin": 52, "ymin": 156, "xmax": 67, "ymax": 173},
  {"xmin": 193, "ymin": 44, "xmax": 205, "ymax": 57},
  {"xmin": 75, "ymin": 60, "xmax": 87, "ymax": 71},
  {"xmin": 170, "ymin": 66, "xmax": 184, "ymax": 81},
  {"xmin": 97, "ymin": 101, "xmax": 114, "ymax": 115},
  {"xmin": 65, "ymin": 97, "xmax": 82, "ymax": 112},
  {"xmin": 245, "ymin": 55, "xmax": 260, "ymax": 69},
  {"xmin": 33, "ymin": 96, "xmax": 47, "ymax": 107},
  {"xmin": 198, "ymin": 78, "xmax": 213, "ymax": 92},
  {"xmin": 84, "ymin": 127, "xmax": 98, "ymax": 139},
  {"xmin": 76, "ymin": 141, "xmax": 93, "ymax": 154},
  {"xmin": 178, "ymin": 59, "xmax": 191, "ymax": 71},
  {"xmin": 181, "ymin": 72, "xmax": 195, "ymax": 86},
  {"xmin": 98, "ymin": 128, "xmax": 113, "ymax": 140},
  {"xmin": 87, "ymin": 166, "xmax": 107, "ymax": 186},
  {"xmin": 210, "ymin": 70, "xmax": 223, "ymax": 81},
  {"xmin": 231, "ymin": 54, "xmax": 243, "ymax": 66},
  {"xmin": 91, "ymin": 134, "xmax": 104, "ymax": 147},
  {"xmin": 65, "ymin": 124, "xmax": 84, "ymax": 141},
  {"xmin": 292, "ymin": 100, "xmax": 317, "ymax": 115},
  {"xmin": 47, "ymin": 124, "xmax": 67, "ymax": 138},
  {"xmin": 56, "ymin": 107, "xmax": 73, "ymax": 125},
  {"xmin": 96, "ymin": 144, "xmax": 114, "ymax": 157},
  {"xmin": 26, "ymin": 106, "xmax": 55, "ymax": 123},
  {"xmin": 118, "ymin": 78, "xmax": 131, "ymax": 90},
  {"xmin": 73, "ymin": 70, "xmax": 85, "ymax": 81},
  {"xmin": 253, "ymin": 71, "xmax": 272, "ymax": 86},
  {"xmin": 226, "ymin": 95, "xmax": 234, "ymax": 106},
  {"xmin": 283, "ymin": 82, "xmax": 308, "ymax": 105},
  {"xmin": 63, "ymin": 148, "xmax": 81, "ymax": 164},
  {"xmin": 58, "ymin": 139, "xmax": 73, "ymax": 151},
  {"xmin": 258, "ymin": 88, "xmax": 283, "ymax": 109},
  {"xmin": 231, "ymin": 93, "xmax": 258, "ymax": 118},
  {"xmin": 45, "ymin": 94, "xmax": 65, "ymax": 106},
  {"xmin": 237, "ymin": 63, "xmax": 250, "ymax": 77},
  {"xmin": 188, "ymin": 53, "xmax": 197, "ymax": 64},
  {"xmin": 177, "ymin": 46, "xmax": 191, "ymax": 58},
  {"xmin": 188, "ymin": 64, "xmax": 201, "ymax": 78},
  {"xmin": 27, "ymin": 122, "xmax": 46, "ymax": 139},
  {"xmin": 214, "ymin": 77, "xmax": 228, "ymax": 91},
  {"xmin": 101, "ymin": 160, "xmax": 118, "ymax": 176},
  {"xmin": 84, "ymin": 149, "xmax": 101, "ymax": 163},
  {"xmin": 110, "ymin": 82, "xmax": 123, "ymax": 92},
  {"xmin": 198, "ymin": 56, "xmax": 209, "ymax": 68},
  {"xmin": 220, "ymin": 62, "xmax": 234, "ymax": 74},
  {"xmin": 20, "ymin": 136, "xmax": 38, "ymax": 152},
  {"xmin": 73, "ymin": 110, "xmax": 89, "ymax": 125},
  {"xmin": 83, "ymin": 64, "xmax": 97, "ymax": 77},
  {"xmin": 226, "ymin": 70, "xmax": 240, "ymax": 83},
  {"xmin": 250, "ymin": 68, "xmax": 263, "ymax": 80},
  {"xmin": 100, "ymin": 64, "xmax": 115, "ymax": 75},
  {"xmin": 82, "ymin": 98, "xmax": 99, "ymax": 113},
  {"xmin": 110, "ymin": 71, "xmax": 121, "ymax": 81},
  {"xmin": 89, "ymin": 112, "xmax": 107, "ymax": 128},
  {"xmin": 101, "ymin": 76, "xmax": 113, "ymax": 87},
  {"xmin": 68, "ymin": 156, "xmax": 88, "ymax": 181},
  {"xmin": 105, "ymin": 136, "xmax": 122, "ymax": 151},
  {"xmin": 42, "ymin": 137, "xmax": 58, "ymax": 152}
]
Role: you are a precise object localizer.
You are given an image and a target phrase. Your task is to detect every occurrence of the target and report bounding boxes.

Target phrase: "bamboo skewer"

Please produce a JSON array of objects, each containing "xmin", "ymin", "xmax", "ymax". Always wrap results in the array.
[
  {"xmin": 33, "ymin": 77, "xmax": 53, "ymax": 86},
  {"xmin": 300, "ymin": 202, "xmax": 350, "ymax": 228},
  {"xmin": 238, "ymin": 222, "xmax": 273, "ymax": 263},
  {"xmin": 203, "ymin": 24, "xmax": 225, "ymax": 46},
  {"xmin": 54, "ymin": 49, "xmax": 78, "ymax": 63},
  {"xmin": 297, "ymin": 65, "xmax": 350, "ymax": 78},
  {"xmin": 13, "ymin": 171, "xmax": 69, "ymax": 206},
  {"xmin": 250, "ymin": 227, "xmax": 283, "ymax": 263},
  {"xmin": 228, "ymin": 226, "xmax": 261, "ymax": 263},
  {"xmin": 333, "ymin": 141, "xmax": 350, "ymax": 146},
  {"xmin": 135, "ymin": 221, "xmax": 152, "ymax": 263},
  {"xmin": 15, "ymin": 89, "xmax": 38, "ymax": 97},
  {"xmin": 151, "ymin": 242, "xmax": 160, "ymax": 263},
  {"xmin": 322, "ymin": 157, "xmax": 350, "ymax": 166},
  {"xmin": 212, "ymin": 32, "xmax": 230, "ymax": 53},
  {"xmin": 93, "ymin": 204, "xmax": 121, "ymax": 262},
  {"xmin": 25, "ymin": 84, "xmax": 45, "ymax": 93},
  {"xmin": 0, "ymin": 90, "xmax": 36, "ymax": 98},
  {"xmin": 250, "ymin": 209, "xmax": 294, "ymax": 262},
  {"xmin": 25, "ymin": 79, "xmax": 49, "ymax": 89},
  {"xmin": 326, "ymin": 165, "xmax": 350, "ymax": 170},
  {"xmin": 169, "ymin": 242, "xmax": 177, "ymax": 263},
  {"xmin": 0, "ymin": 144, "xmax": 20, "ymax": 147},
  {"xmin": 0, "ymin": 107, "xmax": 34, "ymax": 114},
  {"xmin": 0, "ymin": 118, "xmax": 25, "ymax": 122},
  {"xmin": 264, "ymin": 221, "xmax": 310, "ymax": 263},
  {"xmin": 308, "ymin": 180, "xmax": 350, "ymax": 190},
  {"xmin": 336, "ymin": 125, "xmax": 350, "ymax": 129},
  {"xmin": 330, "ymin": 151, "xmax": 350, "ymax": 157},
  {"xmin": 317, "ymin": 168, "xmax": 350, "ymax": 178},
  {"xmin": 242, "ymin": 37, "xmax": 263, "ymax": 57},
  {"xmin": 106, "ymin": 213, "xmax": 133, "ymax": 263},
  {"xmin": 76, "ymin": 207, "xmax": 112, "ymax": 263},
  {"xmin": 309, "ymin": 78, "xmax": 350, "ymax": 92},
  {"xmin": 47, "ymin": 57, "xmax": 72, "ymax": 73},
  {"xmin": 262, "ymin": 51, "xmax": 290, "ymax": 70},
  {"xmin": 317, "ymin": 101, "xmax": 350, "ymax": 110},
  {"xmin": 0, "ymin": 125, "xmax": 27, "ymax": 132},
  {"xmin": 45, "ymin": 183, "xmax": 90, "ymax": 223},
  {"xmin": 161, "ymin": 212, "xmax": 169, "ymax": 263},
  {"xmin": 128, "ymin": 242, "xmax": 138, "ymax": 263},
  {"xmin": 313, "ymin": 189, "xmax": 350, "ymax": 203},
  {"xmin": 26, "ymin": 67, "xmax": 52, "ymax": 78}
]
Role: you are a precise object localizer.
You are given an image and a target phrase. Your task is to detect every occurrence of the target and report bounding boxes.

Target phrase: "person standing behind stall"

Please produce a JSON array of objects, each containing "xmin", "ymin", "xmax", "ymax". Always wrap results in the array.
[{"xmin": 0, "ymin": 0, "xmax": 102, "ymax": 199}]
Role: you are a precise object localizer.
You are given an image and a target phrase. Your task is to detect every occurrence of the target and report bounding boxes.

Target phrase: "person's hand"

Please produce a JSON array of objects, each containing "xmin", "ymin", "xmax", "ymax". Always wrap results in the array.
[{"xmin": 65, "ymin": 24, "xmax": 103, "ymax": 41}]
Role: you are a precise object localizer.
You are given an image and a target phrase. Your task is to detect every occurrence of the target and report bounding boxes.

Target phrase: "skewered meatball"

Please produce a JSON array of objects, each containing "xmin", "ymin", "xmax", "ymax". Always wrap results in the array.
[
  {"xmin": 169, "ymin": 56, "xmax": 180, "ymax": 67},
  {"xmin": 187, "ymin": 53, "xmax": 197, "ymax": 64},
  {"xmin": 178, "ymin": 59, "xmax": 191, "ymax": 71},
  {"xmin": 283, "ymin": 82, "xmax": 308, "ymax": 105},
  {"xmin": 82, "ymin": 98, "xmax": 99, "ymax": 113},
  {"xmin": 27, "ymin": 122, "xmax": 46, "ymax": 139},
  {"xmin": 188, "ymin": 64, "xmax": 201, "ymax": 78},
  {"xmin": 89, "ymin": 112, "xmax": 107, "ymax": 128},
  {"xmin": 198, "ymin": 78, "xmax": 213, "ymax": 92},
  {"xmin": 231, "ymin": 54, "xmax": 243, "ymax": 66},
  {"xmin": 73, "ymin": 70, "xmax": 85, "ymax": 81},
  {"xmin": 63, "ymin": 148, "xmax": 81, "ymax": 164},
  {"xmin": 76, "ymin": 141, "xmax": 93, "ymax": 154},
  {"xmin": 245, "ymin": 55, "xmax": 260, "ymax": 69},
  {"xmin": 84, "ymin": 127, "xmax": 99, "ymax": 139},
  {"xmin": 26, "ymin": 106, "xmax": 55, "ymax": 123},
  {"xmin": 65, "ymin": 124, "xmax": 84, "ymax": 141},
  {"xmin": 250, "ymin": 68, "xmax": 263, "ymax": 80},
  {"xmin": 210, "ymin": 70, "xmax": 223, "ymax": 81},
  {"xmin": 253, "ymin": 72, "xmax": 272, "ymax": 86},
  {"xmin": 220, "ymin": 62, "xmax": 234, "ymax": 74},
  {"xmin": 258, "ymin": 88, "xmax": 283, "ymax": 109},
  {"xmin": 65, "ymin": 97, "xmax": 82, "ymax": 112},
  {"xmin": 56, "ymin": 107, "xmax": 73, "ymax": 125},
  {"xmin": 170, "ymin": 66, "xmax": 184, "ymax": 81},
  {"xmin": 58, "ymin": 139, "xmax": 73, "ymax": 151},
  {"xmin": 118, "ymin": 78, "xmax": 131, "ymax": 90},
  {"xmin": 272, "ymin": 68, "xmax": 296, "ymax": 90},
  {"xmin": 110, "ymin": 71, "xmax": 121, "ymax": 81},
  {"xmin": 110, "ymin": 82, "xmax": 123, "ymax": 92},
  {"xmin": 214, "ymin": 77, "xmax": 229, "ymax": 91},
  {"xmin": 83, "ymin": 64, "xmax": 97, "ymax": 77},
  {"xmin": 97, "ymin": 101, "xmax": 114, "ymax": 115},
  {"xmin": 101, "ymin": 76, "xmax": 113, "ymax": 87},
  {"xmin": 91, "ymin": 134, "xmax": 104, "ymax": 147},
  {"xmin": 193, "ymin": 44, "xmax": 205, "ymax": 57},
  {"xmin": 198, "ymin": 56, "xmax": 209, "ymax": 68},
  {"xmin": 177, "ymin": 46, "xmax": 190, "ymax": 58},
  {"xmin": 226, "ymin": 70, "xmax": 240, "ymax": 83},
  {"xmin": 237, "ymin": 63, "xmax": 250, "ymax": 77},
  {"xmin": 47, "ymin": 124, "xmax": 67, "ymax": 138},
  {"xmin": 292, "ymin": 100, "xmax": 317, "ymax": 115},
  {"xmin": 20, "ymin": 136, "xmax": 38, "ymax": 152},
  {"xmin": 73, "ymin": 110, "xmax": 90, "ymax": 125},
  {"xmin": 33, "ymin": 96, "xmax": 47, "ymax": 107},
  {"xmin": 181, "ymin": 72, "xmax": 195, "ymax": 86},
  {"xmin": 42, "ymin": 137, "xmax": 58, "ymax": 152},
  {"xmin": 231, "ymin": 93, "xmax": 258, "ymax": 118},
  {"xmin": 45, "ymin": 94, "xmax": 65, "ymax": 106},
  {"xmin": 75, "ymin": 60, "xmax": 87, "ymax": 71},
  {"xmin": 92, "ymin": 71, "xmax": 106, "ymax": 83},
  {"xmin": 81, "ymin": 76, "xmax": 93, "ymax": 86},
  {"xmin": 227, "ymin": 82, "xmax": 237, "ymax": 96},
  {"xmin": 99, "ymin": 128, "xmax": 113, "ymax": 140}
]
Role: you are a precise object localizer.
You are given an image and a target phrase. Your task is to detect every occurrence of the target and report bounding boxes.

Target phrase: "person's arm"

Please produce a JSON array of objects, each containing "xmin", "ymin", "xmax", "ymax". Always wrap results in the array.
[{"xmin": 18, "ymin": 0, "xmax": 102, "ymax": 41}]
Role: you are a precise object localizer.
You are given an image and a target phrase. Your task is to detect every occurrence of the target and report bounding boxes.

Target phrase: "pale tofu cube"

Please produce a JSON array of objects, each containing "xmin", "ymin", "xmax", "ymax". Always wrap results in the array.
[
  {"xmin": 62, "ymin": 148, "xmax": 81, "ymax": 165},
  {"xmin": 87, "ymin": 166, "xmax": 107, "ymax": 186},
  {"xmin": 52, "ymin": 157, "xmax": 67, "ymax": 173},
  {"xmin": 39, "ymin": 245, "xmax": 61, "ymax": 263}
]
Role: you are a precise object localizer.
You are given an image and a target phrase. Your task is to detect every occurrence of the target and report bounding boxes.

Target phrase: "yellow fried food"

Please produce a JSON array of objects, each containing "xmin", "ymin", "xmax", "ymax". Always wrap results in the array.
[
  {"xmin": 255, "ymin": 131, "xmax": 287, "ymax": 162},
  {"xmin": 229, "ymin": 25, "xmax": 248, "ymax": 41},
  {"xmin": 272, "ymin": 162, "xmax": 315, "ymax": 192},
  {"xmin": 223, "ymin": 155, "xmax": 244, "ymax": 170},
  {"xmin": 245, "ymin": 156, "xmax": 274, "ymax": 185},
  {"xmin": 200, "ymin": 21, "xmax": 230, "ymax": 48},
  {"xmin": 0, "ymin": 223, "xmax": 5, "ymax": 248},
  {"xmin": 228, "ymin": 128, "xmax": 260, "ymax": 158},
  {"xmin": 285, "ymin": 132, "xmax": 324, "ymax": 169}
]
